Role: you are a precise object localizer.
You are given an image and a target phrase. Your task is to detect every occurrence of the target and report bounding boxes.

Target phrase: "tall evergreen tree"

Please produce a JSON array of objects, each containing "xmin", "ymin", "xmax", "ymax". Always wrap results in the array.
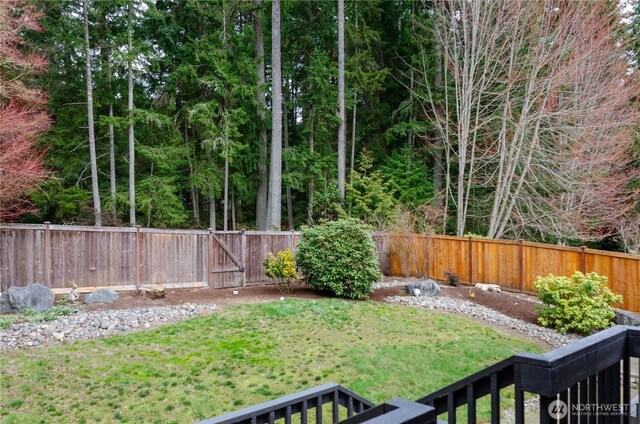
[
  {"xmin": 268, "ymin": 0, "xmax": 282, "ymax": 230},
  {"xmin": 82, "ymin": 0, "xmax": 102, "ymax": 226}
]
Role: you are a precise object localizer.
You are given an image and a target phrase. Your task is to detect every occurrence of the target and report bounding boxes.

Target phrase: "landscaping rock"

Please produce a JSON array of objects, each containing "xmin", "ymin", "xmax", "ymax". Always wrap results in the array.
[
  {"xmin": 615, "ymin": 309, "xmax": 640, "ymax": 326},
  {"xmin": 386, "ymin": 295, "xmax": 579, "ymax": 348},
  {"xmin": 84, "ymin": 289, "xmax": 119, "ymax": 304},
  {"xmin": 2, "ymin": 284, "xmax": 54, "ymax": 312},
  {"xmin": 475, "ymin": 283, "xmax": 502, "ymax": 293},
  {"xmin": 405, "ymin": 280, "xmax": 441, "ymax": 297},
  {"xmin": 0, "ymin": 303, "xmax": 218, "ymax": 351}
]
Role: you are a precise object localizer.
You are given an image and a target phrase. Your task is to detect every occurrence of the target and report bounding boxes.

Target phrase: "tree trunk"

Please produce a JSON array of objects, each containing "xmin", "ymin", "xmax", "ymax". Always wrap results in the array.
[
  {"xmin": 307, "ymin": 108, "xmax": 315, "ymax": 224},
  {"xmin": 337, "ymin": 0, "xmax": 346, "ymax": 200},
  {"xmin": 209, "ymin": 192, "xmax": 216, "ymax": 231},
  {"xmin": 223, "ymin": 151, "xmax": 229, "ymax": 231},
  {"xmin": 184, "ymin": 123, "xmax": 199, "ymax": 225},
  {"xmin": 433, "ymin": 65, "xmax": 444, "ymax": 208},
  {"xmin": 127, "ymin": 1, "xmax": 136, "ymax": 226},
  {"xmin": 267, "ymin": 0, "xmax": 282, "ymax": 230},
  {"xmin": 253, "ymin": 0, "xmax": 268, "ymax": 230},
  {"xmin": 83, "ymin": 0, "xmax": 101, "ymax": 227},
  {"xmin": 284, "ymin": 83, "xmax": 293, "ymax": 230},
  {"xmin": 108, "ymin": 103, "xmax": 116, "ymax": 219},
  {"xmin": 348, "ymin": 89, "xmax": 357, "ymax": 215},
  {"xmin": 231, "ymin": 189, "xmax": 236, "ymax": 231}
]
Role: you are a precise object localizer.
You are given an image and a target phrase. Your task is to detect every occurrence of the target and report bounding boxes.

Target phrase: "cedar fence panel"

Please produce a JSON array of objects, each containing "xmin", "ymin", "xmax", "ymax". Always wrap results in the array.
[
  {"xmin": 140, "ymin": 229, "xmax": 208, "ymax": 289},
  {"xmin": 1, "ymin": 224, "xmax": 639, "ymax": 313},
  {"xmin": 244, "ymin": 231, "xmax": 296, "ymax": 284}
]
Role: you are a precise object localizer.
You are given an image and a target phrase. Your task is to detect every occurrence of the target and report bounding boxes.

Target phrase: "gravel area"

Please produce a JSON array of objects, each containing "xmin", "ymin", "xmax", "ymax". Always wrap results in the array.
[
  {"xmin": 0, "ymin": 303, "xmax": 216, "ymax": 351},
  {"xmin": 385, "ymin": 295, "xmax": 580, "ymax": 348}
]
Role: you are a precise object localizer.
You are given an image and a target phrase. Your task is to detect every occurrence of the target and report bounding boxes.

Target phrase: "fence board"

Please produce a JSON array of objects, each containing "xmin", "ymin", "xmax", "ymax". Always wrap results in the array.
[
  {"xmin": 140, "ymin": 232, "xmax": 207, "ymax": 288},
  {"xmin": 428, "ymin": 237, "xmax": 471, "ymax": 282},
  {"xmin": 210, "ymin": 231, "xmax": 243, "ymax": 288}
]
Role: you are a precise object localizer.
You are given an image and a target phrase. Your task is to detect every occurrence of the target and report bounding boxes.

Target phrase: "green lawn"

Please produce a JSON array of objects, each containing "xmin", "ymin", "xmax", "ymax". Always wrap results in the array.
[{"xmin": 0, "ymin": 299, "xmax": 544, "ymax": 423}]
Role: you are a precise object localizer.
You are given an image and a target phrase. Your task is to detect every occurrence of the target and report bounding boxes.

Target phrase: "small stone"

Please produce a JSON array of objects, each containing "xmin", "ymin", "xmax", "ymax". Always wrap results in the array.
[
  {"xmin": 99, "ymin": 320, "xmax": 110, "ymax": 330},
  {"xmin": 84, "ymin": 289, "xmax": 119, "ymax": 305},
  {"xmin": 143, "ymin": 322, "xmax": 151, "ymax": 329},
  {"xmin": 52, "ymin": 332, "xmax": 64, "ymax": 341}
]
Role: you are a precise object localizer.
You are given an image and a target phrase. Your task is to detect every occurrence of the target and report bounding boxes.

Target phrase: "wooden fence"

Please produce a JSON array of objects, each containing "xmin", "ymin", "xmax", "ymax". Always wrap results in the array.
[
  {"xmin": 1, "ymin": 223, "xmax": 639, "ymax": 311},
  {"xmin": 381, "ymin": 233, "xmax": 640, "ymax": 313},
  {"xmin": 0, "ymin": 223, "xmax": 301, "ymax": 293}
]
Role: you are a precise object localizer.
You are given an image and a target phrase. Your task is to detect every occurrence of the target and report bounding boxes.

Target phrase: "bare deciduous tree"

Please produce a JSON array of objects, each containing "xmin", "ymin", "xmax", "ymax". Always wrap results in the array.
[{"xmin": 414, "ymin": 0, "xmax": 639, "ymax": 242}]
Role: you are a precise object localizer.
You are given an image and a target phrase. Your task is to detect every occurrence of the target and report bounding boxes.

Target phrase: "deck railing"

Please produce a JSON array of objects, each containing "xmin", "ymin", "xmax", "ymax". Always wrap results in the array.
[
  {"xmin": 204, "ymin": 326, "xmax": 640, "ymax": 424},
  {"xmin": 197, "ymin": 383, "xmax": 375, "ymax": 424}
]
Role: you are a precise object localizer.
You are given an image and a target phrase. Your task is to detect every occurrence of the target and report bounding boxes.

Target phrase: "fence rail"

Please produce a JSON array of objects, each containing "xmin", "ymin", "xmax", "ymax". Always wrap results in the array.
[{"xmin": 1, "ymin": 224, "xmax": 638, "ymax": 312}]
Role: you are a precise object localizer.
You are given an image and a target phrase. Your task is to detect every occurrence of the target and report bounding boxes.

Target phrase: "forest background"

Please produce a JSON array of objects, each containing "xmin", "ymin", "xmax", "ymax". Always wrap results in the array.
[{"xmin": 2, "ymin": 0, "xmax": 640, "ymax": 253}]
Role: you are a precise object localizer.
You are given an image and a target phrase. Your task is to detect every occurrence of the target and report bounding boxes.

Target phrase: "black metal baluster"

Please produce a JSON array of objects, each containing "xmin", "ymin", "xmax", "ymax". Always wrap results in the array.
[
  {"xmin": 467, "ymin": 384, "xmax": 476, "ymax": 424},
  {"xmin": 316, "ymin": 396, "xmax": 322, "ymax": 424},
  {"xmin": 559, "ymin": 389, "xmax": 569, "ymax": 424},
  {"xmin": 623, "ymin": 357, "xmax": 630, "ymax": 424},
  {"xmin": 514, "ymin": 387, "xmax": 525, "ymax": 424},
  {"xmin": 332, "ymin": 391, "xmax": 339, "ymax": 423},
  {"xmin": 490, "ymin": 373, "xmax": 500, "ymax": 424},
  {"xmin": 347, "ymin": 397, "xmax": 354, "ymax": 418},
  {"xmin": 301, "ymin": 400, "xmax": 308, "ymax": 424},
  {"xmin": 285, "ymin": 406, "xmax": 292, "ymax": 424},
  {"xmin": 447, "ymin": 392, "xmax": 456, "ymax": 424},
  {"xmin": 570, "ymin": 383, "xmax": 579, "ymax": 424}
]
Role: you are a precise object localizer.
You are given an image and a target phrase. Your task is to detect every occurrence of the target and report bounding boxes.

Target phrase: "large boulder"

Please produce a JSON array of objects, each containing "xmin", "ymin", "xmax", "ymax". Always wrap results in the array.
[
  {"xmin": 1, "ymin": 283, "xmax": 55, "ymax": 313},
  {"xmin": 405, "ymin": 280, "xmax": 441, "ymax": 297},
  {"xmin": 84, "ymin": 289, "xmax": 118, "ymax": 304}
]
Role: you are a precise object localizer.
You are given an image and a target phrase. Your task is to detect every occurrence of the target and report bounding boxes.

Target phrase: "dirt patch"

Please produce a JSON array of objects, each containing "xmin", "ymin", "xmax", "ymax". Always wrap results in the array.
[
  {"xmin": 370, "ymin": 282, "xmax": 540, "ymax": 325},
  {"xmin": 71, "ymin": 279, "xmax": 539, "ymax": 325},
  {"xmin": 76, "ymin": 284, "xmax": 323, "ymax": 312}
]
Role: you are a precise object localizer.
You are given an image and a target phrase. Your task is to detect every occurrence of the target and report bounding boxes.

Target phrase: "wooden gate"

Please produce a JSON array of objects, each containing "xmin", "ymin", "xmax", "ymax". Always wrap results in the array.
[{"xmin": 208, "ymin": 230, "xmax": 245, "ymax": 288}]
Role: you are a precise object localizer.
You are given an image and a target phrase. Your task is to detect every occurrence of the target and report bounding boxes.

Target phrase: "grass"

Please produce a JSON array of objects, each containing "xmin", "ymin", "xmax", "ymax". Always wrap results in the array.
[
  {"xmin": 0, "ymin": 306, "xmax": 80, "ymax": 330},
  {"xmin": 0, "ymin": 299, "xmax": 544, "ymax": 423}
]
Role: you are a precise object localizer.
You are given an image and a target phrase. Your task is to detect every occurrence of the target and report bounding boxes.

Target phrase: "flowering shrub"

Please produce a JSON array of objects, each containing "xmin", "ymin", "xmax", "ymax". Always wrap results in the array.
[
  {"xmin": 534, "ymin": 271, "xmax": 622, "ymax": 334},
  {"xmin": 263, "ymin": 249, "xmax": 298, "ymax": 293}
]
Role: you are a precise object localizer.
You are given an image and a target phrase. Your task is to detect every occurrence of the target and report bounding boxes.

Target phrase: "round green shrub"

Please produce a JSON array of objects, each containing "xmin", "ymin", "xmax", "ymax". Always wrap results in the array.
[
  {"xmin": 295, "ymin": 219, "xmax": 382, "ymax": 299},
  {"xmin": 534, "ymin": 271, "xmax": 622, "ymax": 335}
]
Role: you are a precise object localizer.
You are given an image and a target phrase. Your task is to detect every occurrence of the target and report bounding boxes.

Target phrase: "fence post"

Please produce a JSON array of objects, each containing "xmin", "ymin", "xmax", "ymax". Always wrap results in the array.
[
  {"xmin": 241, "ymin": 229, "xmax": 247, "ymax": 287},
  {"xmin": 44, "ymin": 221, "xmax": 51, "ymax": 286},
  {"xmin": 425, "ymin": 235, "xmax": 431, "ymax": 279},
  {"xmin": 468, "ymin": 236, "xmax": 474, "ymax": 284},
  {"xmin": 207, "ymin": 228, "xmax": 214, "ymax": 288},
  {"xmin": 135, "ymin": 225, "xmax": 141, "ymax": 290},
  {"xmin": 518, "ymin": 239, "xmax": 524, "ymax": 293},
  {"xmin": 581, "ymin": 246, "xmax": 587, "ymax": 274}
]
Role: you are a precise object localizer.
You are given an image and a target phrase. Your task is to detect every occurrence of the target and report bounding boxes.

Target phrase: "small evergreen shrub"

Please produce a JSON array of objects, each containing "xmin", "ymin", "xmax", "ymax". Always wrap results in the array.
[
  {"xmin": 263, "ymin": 249, "xmax": 298, "ymax": 293},
  {"xmin": 295, "ymin": 219, "xmax": 382, "ymax": 299},
  {"xmin": 534, "ymin": 271, "xmax": 622, "ymax": 334},
  {"xmin": 444, "ymin": 271, "xmax": 459, "ymax": 287}
]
